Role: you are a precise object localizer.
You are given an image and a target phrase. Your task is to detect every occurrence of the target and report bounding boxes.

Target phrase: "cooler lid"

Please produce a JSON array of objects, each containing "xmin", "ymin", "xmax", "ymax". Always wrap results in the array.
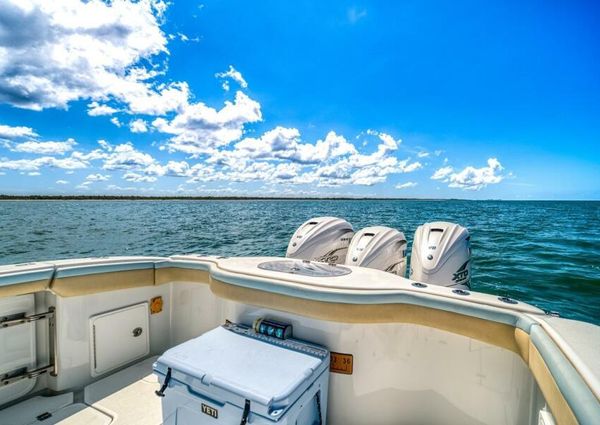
[{"xmin": 155, "ymin": 325, "xmax": 327, "ymax": 406}]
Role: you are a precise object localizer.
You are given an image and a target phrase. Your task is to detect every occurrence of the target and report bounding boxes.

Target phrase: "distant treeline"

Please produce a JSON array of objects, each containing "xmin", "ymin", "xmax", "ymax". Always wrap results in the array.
[{"xmin": 0, "ymin": 194, "xmax": 438, "ymax": 201}]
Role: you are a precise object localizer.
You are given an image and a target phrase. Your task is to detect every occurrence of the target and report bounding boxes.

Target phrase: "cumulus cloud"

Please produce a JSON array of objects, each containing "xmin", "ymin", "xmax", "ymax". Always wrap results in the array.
[
  {"xmin": 123, "ymin": 172, "xmax": 157, "ymax": 183},
  {"xmin": 448, "ymin": 158, "xmax": 504, "ymax": 190},
  {"xmin": 98, "ymin": 140, "xmax": 112, "ymax": 151},
  {"xmin": 192, "ymin": 130, "xmax": 421, "ymax": 187},
  {"xmin": 12, "ymin": 138, "xmax": 76, "ymax": 155},
  {"xmin": 56, "ymin": 179, "xmax": 68, "ymax": 184},
  {"xmin": 215, "ymin": 66, "xmax": 248, "ymax": 90},
  {"xmin": 212, "ymin": 127, "xmax": 358, "ymax": 165},
  {"xmin": 102, "ymin": 143, "xmax": 155, "ymax": 170},
  {"xmin": 0, "ymin": 0, "xmax": 189, "ymax": 114},
  {"xmin": 396, "ymin": 182, "xmax": 417, "ymax": 189},
  {"xmin": 87, "ymin": 102, "xmax": 119, "ymax": 116},
  {"xmin": 0, "ymin": 124, "xmax": 38, "ymax": 140},
  {"xmin": 154, "ymin": 91, "xmax": 262, "ymax": 154},
  {"xmin": 129, "ymin": 119, "xmax": 149, "ymax": 133},
  {"xmin": 297, "ymin": 132, "xmax": 419, "ymax": 186},
  {"xmin": 431, "ymin": 159, "xmax": 504, "ymax": 190},
  {"xmin": 0, "ymin": 156, "xmax": 87, "ymax": 171},
  {"xmin": 85, "ymin": 173, "xmax": 110, "ymax": 182},
  {"xmin": 431, "ymin": 166, "xmax": 454, "ymax": 180}
]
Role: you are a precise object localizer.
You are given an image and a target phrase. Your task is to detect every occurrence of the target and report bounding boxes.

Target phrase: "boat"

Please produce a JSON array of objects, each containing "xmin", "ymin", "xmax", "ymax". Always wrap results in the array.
[{"xmin": 0, "ymin": 218, "xmax": 598, "ymax": 424}]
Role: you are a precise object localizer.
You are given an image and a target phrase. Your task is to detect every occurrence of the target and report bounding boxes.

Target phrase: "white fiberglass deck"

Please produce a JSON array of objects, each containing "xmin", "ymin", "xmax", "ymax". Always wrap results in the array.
[{"xmin": 0, "ymin": 357, "xmax": 161, "ymax": 425}]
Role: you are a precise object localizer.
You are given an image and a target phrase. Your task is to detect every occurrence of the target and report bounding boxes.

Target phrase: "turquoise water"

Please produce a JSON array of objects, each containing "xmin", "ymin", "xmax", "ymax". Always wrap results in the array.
[{"xmin": 1, "ymin": 200, "xmax": 598, "ymax": 325}]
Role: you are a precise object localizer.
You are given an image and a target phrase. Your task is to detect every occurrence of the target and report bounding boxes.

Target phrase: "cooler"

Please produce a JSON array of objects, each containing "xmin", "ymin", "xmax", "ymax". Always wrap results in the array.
[{"xmin": 153, "ymin": 322, "xmax": 329, "ymax": 425}]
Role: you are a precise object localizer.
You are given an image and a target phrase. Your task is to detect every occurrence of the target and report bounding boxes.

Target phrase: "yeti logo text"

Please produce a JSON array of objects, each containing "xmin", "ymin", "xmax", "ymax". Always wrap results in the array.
[{"xmin": 201, "ymin": 404, "xmax": 218, "ymax": 419}]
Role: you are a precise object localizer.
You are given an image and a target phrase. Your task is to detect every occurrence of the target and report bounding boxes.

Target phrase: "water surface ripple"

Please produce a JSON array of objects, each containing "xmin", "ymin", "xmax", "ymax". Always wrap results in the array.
[{"xmin": 1, "ymin": 200, "xmax": 598, "ymax": 325}]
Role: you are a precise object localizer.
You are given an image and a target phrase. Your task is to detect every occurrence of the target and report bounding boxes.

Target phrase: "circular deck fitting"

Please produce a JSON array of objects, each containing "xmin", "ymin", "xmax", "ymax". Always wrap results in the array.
[
  {"xmin": 498, "ymin": 296, "xmax": 518, "ymax": 305},
  {"xmin": 258, "ymin": 260, "xmax": 352, "ymax": 277},
  {"xmin": 452, "ymin": 289, "xmax": 470, "ymax": 296},
  {"xmin": 411, "ymin": 282, "xmax": 427, "ymax": 288}
]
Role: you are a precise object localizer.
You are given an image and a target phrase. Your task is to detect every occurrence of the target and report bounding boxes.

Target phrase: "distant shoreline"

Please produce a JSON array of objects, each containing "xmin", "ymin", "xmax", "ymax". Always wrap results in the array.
[
  {"xmin": 0, "ymin": 195, "xmax": 596, "ymax": 201},
  {"xmin": 0, "ymin": 195, "xmax": 454, "ymax": 201}
]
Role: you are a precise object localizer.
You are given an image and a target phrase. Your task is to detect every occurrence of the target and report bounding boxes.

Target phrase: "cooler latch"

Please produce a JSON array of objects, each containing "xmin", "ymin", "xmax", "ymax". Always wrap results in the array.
[
  {"xmin": 240, "ymin": 399, "xmax": 251, "ymax": 425},
  {"xmin": 155, "ymin": 367, "xmax": 172, "ymax": 397}
]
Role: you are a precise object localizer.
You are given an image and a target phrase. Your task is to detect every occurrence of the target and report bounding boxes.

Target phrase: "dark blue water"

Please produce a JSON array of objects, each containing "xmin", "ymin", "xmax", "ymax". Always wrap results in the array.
[{"xmin": 1, "ymin": 200, "xmax": 598, "ymax": 325}]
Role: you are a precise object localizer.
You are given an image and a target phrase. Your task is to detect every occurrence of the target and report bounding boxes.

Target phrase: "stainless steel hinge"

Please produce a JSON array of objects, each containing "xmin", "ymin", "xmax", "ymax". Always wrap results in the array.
[
  {"xmin": 1, "ymin": 364, "xmax": 55, "ymax": 386},
  {"xmin": 0, "ymin": 307, "xmax": 55, "ymax": 329}
]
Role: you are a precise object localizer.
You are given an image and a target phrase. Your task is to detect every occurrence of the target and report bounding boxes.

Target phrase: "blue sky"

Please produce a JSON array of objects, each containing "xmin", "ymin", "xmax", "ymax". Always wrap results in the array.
[{"xmin": 0, "ymin": 0, "xmax": 598, "ymax": 199}]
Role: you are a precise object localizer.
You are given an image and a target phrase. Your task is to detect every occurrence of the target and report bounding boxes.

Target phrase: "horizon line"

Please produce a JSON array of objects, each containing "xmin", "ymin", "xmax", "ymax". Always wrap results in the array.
[{"xmin": 0, "ymin": 195, "xmax": 598, "ymax": 202}]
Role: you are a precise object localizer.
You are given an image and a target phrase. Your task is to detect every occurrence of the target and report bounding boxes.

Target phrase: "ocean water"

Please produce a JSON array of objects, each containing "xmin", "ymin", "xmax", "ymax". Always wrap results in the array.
[{"xmin": 1, "ymin": 200, "xmax": 598, "ymax": 325}]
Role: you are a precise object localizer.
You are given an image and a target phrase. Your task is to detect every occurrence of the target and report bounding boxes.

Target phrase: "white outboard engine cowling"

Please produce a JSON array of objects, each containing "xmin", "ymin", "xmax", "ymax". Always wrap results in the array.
[
  {"xmin": 345, "ymin": 226, "xmax": 407, "ymax": 276},
  {"xmin": 286, "ymin": 217, "xmax": 354, "ymax": 264},
  {"xmin": 410, "ymin": 221, "xmax": 471, "ymax": 289}
]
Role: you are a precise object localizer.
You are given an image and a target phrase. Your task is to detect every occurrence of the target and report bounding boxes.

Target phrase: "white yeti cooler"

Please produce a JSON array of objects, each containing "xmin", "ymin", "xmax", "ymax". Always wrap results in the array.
[{"xmin": 153, "ymin": 322, "xmax": 329, "ymax": 424}]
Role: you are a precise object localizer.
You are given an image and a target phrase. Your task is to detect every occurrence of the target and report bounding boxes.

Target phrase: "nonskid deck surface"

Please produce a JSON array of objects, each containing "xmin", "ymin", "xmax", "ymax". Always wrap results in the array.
[{"xmin": 0, "ymin": 357, "xmax": 161, "ymax": 425}]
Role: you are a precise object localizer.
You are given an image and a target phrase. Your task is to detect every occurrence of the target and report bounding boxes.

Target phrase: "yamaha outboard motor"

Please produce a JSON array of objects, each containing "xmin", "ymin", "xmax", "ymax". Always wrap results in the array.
[
  {"xmin": 345, "ymin": 226, "xmax": 407, "ymax": 276},
  {"xmin": 286, "ymin": 217, "xmax": 354, "ymax": 264},
  {"xmin": 410, "ymin": 222, "xmax": 471, "ymax": 289}
]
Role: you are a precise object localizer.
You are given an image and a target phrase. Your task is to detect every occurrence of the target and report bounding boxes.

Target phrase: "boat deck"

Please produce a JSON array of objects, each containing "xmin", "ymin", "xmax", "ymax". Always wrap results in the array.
[{"xmin": 1, "ymin": 357, "xmax": 161, "ymax": 425}]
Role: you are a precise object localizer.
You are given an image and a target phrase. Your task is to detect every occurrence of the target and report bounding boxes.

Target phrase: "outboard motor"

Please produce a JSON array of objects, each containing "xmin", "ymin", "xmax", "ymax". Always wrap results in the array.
[
  {"xmin": 410, "ymin": 222, "xmax": 471, "ymax": 289},
  {"xmin": 286, "ymin": 217, "xmax": 354, "ymax": 264},
  {"xmin": 345, "ymin": 226, "xmax": 407, "ymax": 276}
]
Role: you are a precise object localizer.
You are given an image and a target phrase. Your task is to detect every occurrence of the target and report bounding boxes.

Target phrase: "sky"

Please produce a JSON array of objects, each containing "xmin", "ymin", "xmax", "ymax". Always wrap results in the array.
[{"xmin": 0, "ymin": 0, "xmax": 598, "ymax": 199}]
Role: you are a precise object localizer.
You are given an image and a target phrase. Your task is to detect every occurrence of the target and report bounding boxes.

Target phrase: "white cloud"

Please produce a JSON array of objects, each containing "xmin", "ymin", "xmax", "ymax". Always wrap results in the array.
[
  {"xmin": 56, "ymin": 179, "xmax": 68, "ymax": 184},
  {"xmin": 85, "ymin": 173, "xmax": 110, "ymax": 182},
  {"xmin": 71, "ymin": 149, "xmax": 108, "ymax": 162},
  {"xmin": 145, "ymin": 160, "xmax": 191, "ymax": 177},
  {"xmin": 217, "ymin": 127, "xmax": 358, "ymax": 165},
  {"xmin": 129, "ymin": 119, "xmax": 149, "ymax": 133},
  {"xmin": 417, "ymin": 151, "xmax": 429, "ymax": 158},
  {"xmin": 12, "ymin": 138, "xmax": 76, "ymax": 155},
  {"xmin": 0, "ymin": 124, "xmax": 38, "ymax": 140},
  {"xmin": 431, "ymin": 159, "xmax": 504, "ymax": 190},
  {"xmin": 98, "ymin": 140, "xmax": 112, "ymax": 151},
  {"xmin": 0, "ymin": 0, "xmax": 189, "ymax": 115},
  {"xmin": 0, "ymin": 156, "xmax": 87, "ymax": 171},
  {"xmin": 28, "ymin": 171, "xmax": 40, "ymax": 176},
  {"xmin": 102, "ymin": 143, "xmax": 155, "ymax": 170},
  {"xmin": 431, "ymin": 166, "xmax": 454, "ymax": 180},
  {"xmin": 154, "ymin": 91, "xmax": 262, "ymax": 154},
  {"xmin": 76, "ymin": 183, "xmax": 90, "ymax": 190},
  {"xmin": 192, "ymin": 129, "xmax": 420, "ymax": 187},
  {"xmin": 87, "ymin": 102, "xmax": 119, "ymax": 116},
  {"xmin": 315, "ymin": 134, "xmax": 419, "ymax": 186},
  {"xmin": 110, "ymin": 117, "xmax": 122, "ymax": 127},
  {"xmin": 123, "ymin": 172, "xmax": 157, "ymax": 183},
  {"xmin": 448, "ymin": 158, "xmax": 504, "ymax": 190},
  {"xmin": 396, "ymin": 182, "xmax": 417, "ymax": 189},
  {"xmin": 215, "ymin": 66, "xmax": 248, "ymax": 89},
  {"xmin": 402, "ymin": 161, "xmax": 423, "ymax": 173}
]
